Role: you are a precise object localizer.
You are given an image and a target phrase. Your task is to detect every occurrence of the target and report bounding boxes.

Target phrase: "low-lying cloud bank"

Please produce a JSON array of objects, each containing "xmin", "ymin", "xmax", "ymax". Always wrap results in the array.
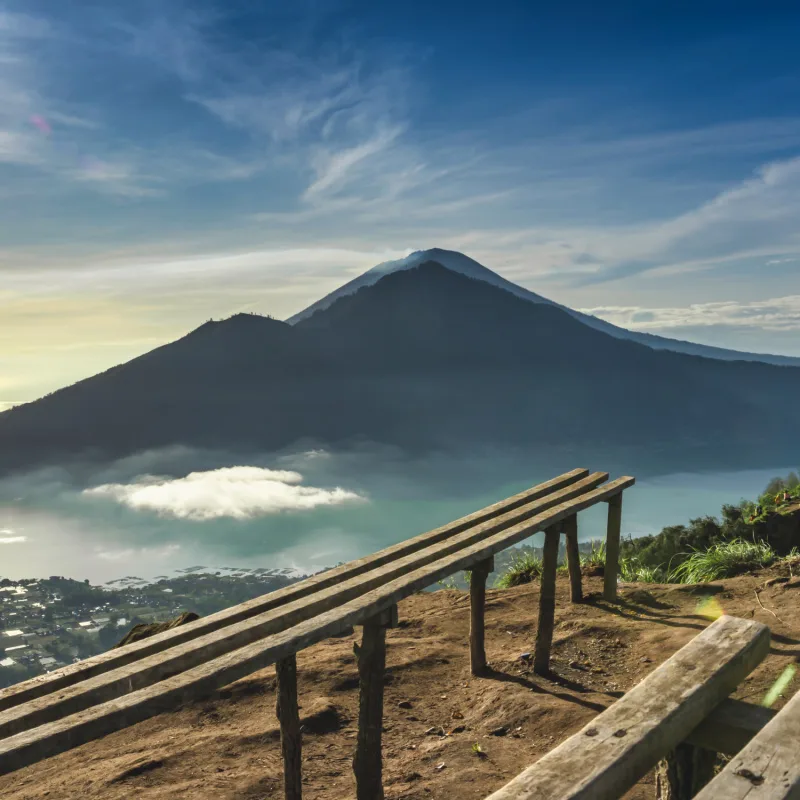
[
  {"xmin": 581, "ymin": 294, "xmax": 800, "ymax": 333},
  {"xmin": 83, "ymin": 465, "xmax": 366, "ymax": 521}
]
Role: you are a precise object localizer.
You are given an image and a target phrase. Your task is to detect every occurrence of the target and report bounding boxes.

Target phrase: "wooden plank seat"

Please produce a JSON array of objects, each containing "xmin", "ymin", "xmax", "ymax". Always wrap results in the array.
[
  {"xmin": 0, "ymin": 473, "xmax": 633, "ymax": 778},
  {"xmin": 0, "ymin": 470, "xmax": 616, "ymax": 739},
  {"xmin": 694, "ymin": 686, "xmax": 800, "ymax": 799},
  {"xmin": 484, "ymin": 615, "xmax": 771, "ymax": 800},
  {"xmin": 0, "ymin": 467, "xmax": 594, "ymax": 716}
]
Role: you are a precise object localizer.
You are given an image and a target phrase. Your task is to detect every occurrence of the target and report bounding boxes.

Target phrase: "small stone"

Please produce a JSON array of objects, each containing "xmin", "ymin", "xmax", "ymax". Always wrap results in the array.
[
  {"xmin": 452, "ymin": 710, "xmax": 464, "ymax": 720},
  {"xmin": 613, "ymin": 729, "xmax": 627, "ymax": 738},
  {"xmin": 489, "ymin": 726, "xmax": 508, "ymax": 737},
  {"xmin": 397, "ymin": 700, "xmax": 413, "ymax": 709},
  {"xmin": 585, "ymin": 728, "xmax": 599, "ymax": 737},
  {"xmin": 425, "ymin": 726, "xmax": 445, "ymax": 737},
  {"xmin": 520, "ymin": 652, "xmax": 532, "ymax": 661},
  {"xmin": 435, "ymin": 762, "xmax": 446, "ymax": 771},
  {"xmin": 639, "ymin": 656, "xmax": 652, "ymax": 663},
  {"xmin": 449, "ymin": 725, "xmax": 466, "ymax": 734}
]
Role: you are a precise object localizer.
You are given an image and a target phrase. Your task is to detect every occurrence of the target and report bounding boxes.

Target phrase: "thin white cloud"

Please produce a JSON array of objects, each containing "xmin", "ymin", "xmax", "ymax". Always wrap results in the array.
[
  {"xmin": 83, "ymin": 466, "xmax": 366, "ymax": 520},
  {"xmin": 0, "ymin": 536, "xmax": 27, "ymax": 544},
  {"xmin": 581, "ymin": 294, "xmax": 800, "ymax": 332},
  {"xmin": 304, "ymin": 126, "xmax": 404, "ymax": 199}
]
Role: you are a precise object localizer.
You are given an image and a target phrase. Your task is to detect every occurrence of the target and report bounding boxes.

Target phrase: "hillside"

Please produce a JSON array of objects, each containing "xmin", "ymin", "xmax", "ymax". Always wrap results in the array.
[
  {"xmin": 1, "ymin": 570, "xmax": 798, "ymax": 799},
  {"xmin": 2, "ymin": 261, "xmax": 800, "ymax": 474}
]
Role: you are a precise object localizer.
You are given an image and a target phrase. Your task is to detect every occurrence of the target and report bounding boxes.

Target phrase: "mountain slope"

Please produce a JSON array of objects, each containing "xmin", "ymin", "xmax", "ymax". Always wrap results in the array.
[
  {"xmin": 1, "ymin": 261, "xmax": 799, "ymax": 473},
  {"xmin": 288, "ymin": 248, "xmax": 800, "ymax": 367}
]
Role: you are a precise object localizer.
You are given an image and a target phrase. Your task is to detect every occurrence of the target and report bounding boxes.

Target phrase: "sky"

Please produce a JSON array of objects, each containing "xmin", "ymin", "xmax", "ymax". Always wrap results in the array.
[{"xmin": 2, "ymin": 0, "xmax": 800, "ymax": 407}]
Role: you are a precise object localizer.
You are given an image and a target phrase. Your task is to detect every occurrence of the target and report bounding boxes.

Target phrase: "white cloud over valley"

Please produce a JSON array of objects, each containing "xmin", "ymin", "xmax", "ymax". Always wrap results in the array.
[{"xmin": 82, "ymin": 465, "xmax": 366, "ymax": 520}]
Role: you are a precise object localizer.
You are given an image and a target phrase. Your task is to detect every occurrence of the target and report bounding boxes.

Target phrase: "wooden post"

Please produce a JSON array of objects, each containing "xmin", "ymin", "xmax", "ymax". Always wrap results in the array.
[
  {"xmin": 275, "ymin": 654, "xmax": 302, "ymax": 800},
  {"xmin": 563, "ymin": 514, "xmax": 582, "ymax": 603},
  {"xmin": 533, "ymin": 525, "xmax": 560, "ymax": 675},
  {"xmin": 469, "ymin": 556, "xmax": 494, "ymax": 675},
  {"xmin": 353, "ymin": 605, "xmax": 397, "ymax": 800},
  {"xmin": 604, "ymin": 493, "xmax": 623, "ymax": 601},
  {"xmin": 655, "ymin": 744, "xmax": 717, "ymax": 799}
]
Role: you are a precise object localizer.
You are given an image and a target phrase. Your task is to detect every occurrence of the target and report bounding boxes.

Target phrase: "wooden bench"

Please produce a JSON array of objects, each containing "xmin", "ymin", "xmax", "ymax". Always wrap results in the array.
[
  {"xmin": 484, "ymin": 615, "xmax": 771, "ymax": 800},
  {"xmin": 693, "ymin": 684, "xmax": 800, "ymax": 799},
  {"xmin": 0, "ymin": 468, "xmax": 634, "ymax": 799}
]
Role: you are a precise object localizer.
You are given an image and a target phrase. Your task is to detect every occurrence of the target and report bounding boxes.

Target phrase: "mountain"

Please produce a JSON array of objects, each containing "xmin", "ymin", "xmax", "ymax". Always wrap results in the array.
[
  {"xmin": 1, "ymin": 260, "xmax": 800, "ymax": 475},
  {"xmin": 289, "ymin": 248, "xmax": 800, "ymax": 367}
]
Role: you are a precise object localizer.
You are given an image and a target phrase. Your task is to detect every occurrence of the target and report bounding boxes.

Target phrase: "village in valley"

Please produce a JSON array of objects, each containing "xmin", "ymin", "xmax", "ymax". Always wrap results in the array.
[{"xmin": 0, "ymin": 569, "xmax": 301, "ymax": 689}]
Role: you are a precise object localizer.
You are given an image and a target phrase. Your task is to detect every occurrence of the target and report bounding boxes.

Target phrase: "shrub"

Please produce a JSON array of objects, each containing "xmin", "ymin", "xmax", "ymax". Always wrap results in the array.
[
  {"xmin": 496, "ymin": 552, "xmax": 543, "ymax": 588},
  {"xmin": 670, "ymin": 539, "xmax": 776, "ymax": 584}
]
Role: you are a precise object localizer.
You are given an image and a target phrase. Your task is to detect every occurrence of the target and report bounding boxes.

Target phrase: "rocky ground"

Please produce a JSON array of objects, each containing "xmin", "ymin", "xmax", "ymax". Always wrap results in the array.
[{"xmin": 3, "ymin": 567, "xmax": 800, "ymax": 800}]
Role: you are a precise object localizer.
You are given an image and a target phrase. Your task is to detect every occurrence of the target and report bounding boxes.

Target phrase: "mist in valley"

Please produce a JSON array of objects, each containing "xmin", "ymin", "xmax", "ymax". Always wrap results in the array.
[{"xmin": 0, "ymin": 443, "xmax": 793, "ymax": 584}]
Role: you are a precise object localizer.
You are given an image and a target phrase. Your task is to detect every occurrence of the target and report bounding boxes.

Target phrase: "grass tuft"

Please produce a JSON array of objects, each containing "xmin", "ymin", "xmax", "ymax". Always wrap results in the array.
[
  {"xmin": 670, "ymin": 538, "xmax": 776, "ymax": 583},
  {"xmin": 580, "ymin": 540, "xmax": 606, "ymax": 568},
  {"xmin": 496, "ymin": 552, "xmax": 543, "ymax": 588}
]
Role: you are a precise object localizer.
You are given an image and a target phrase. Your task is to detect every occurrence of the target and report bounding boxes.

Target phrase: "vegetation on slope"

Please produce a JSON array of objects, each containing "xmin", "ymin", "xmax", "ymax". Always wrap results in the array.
[{"xmin": 493, "ymin": 471, "xmax": 800, "ymax": 588}]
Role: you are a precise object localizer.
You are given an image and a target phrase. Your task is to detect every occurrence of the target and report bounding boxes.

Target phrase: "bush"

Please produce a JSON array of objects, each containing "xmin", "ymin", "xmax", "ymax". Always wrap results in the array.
[
  {"xmin": 670, "ymin": 539, "xmax": 776, "ymax": 584},
  {"xmin": 496, "ymin": 552, "xmax": 543, "ymax": 588}
]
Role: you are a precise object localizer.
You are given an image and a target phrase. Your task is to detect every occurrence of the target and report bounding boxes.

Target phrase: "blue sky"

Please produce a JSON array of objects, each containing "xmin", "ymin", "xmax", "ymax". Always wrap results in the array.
[{"xmin": 2, "ymin": 0, "xmax": 800, "ymax": 405}]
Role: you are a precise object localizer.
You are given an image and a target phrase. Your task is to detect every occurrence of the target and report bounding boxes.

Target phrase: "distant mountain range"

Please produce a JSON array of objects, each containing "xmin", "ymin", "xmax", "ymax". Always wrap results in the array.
[{"xmin": 1, "ymin": 251, "xmax": 799, "ymax": 475}]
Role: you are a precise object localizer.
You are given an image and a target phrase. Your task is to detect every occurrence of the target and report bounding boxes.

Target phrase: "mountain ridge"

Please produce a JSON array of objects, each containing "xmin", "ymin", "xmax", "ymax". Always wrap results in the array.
[
  {"xmin": 289, "ymin": 248, "xmax": 800, "ymax": 367},
  {"xmin": 1, "ymin": 260, "xmax": 799, "ymax": 475}
]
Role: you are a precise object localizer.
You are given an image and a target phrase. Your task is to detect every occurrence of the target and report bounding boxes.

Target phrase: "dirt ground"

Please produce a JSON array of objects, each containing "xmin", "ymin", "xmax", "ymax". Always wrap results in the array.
[{"xmin": 2, "ymin": 567, "xmax": 800, "ymax": 800}]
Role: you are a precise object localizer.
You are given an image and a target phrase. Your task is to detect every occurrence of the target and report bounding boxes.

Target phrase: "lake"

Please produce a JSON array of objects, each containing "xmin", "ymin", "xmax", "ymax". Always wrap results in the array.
[{"xmin": 0, "ymin": 447, "xmax": 794, "ymax": 584}]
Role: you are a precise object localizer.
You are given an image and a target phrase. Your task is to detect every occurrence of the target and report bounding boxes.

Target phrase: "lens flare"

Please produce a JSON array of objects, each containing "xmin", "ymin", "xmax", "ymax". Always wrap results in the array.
[
  {"xmin": 762, "ymin": 664, "xmax": 797, "ymax": 708},
  {"xmin": 695, "ymin": 595, "xmax": 724, "ymax": 620},
  {"xmin": 29, "ymin": 115, "xmax": 52, "ymax": 135}
]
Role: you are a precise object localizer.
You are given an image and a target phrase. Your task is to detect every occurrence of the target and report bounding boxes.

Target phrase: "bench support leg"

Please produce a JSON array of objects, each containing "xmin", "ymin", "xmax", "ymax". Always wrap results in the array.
[
  {"xmin": 655, "ymin": 743, "xmax": 717, "ymax": 799},
  {"xmin": 564, "ymin": 515, "xmax": 582, "ymax": 603},
  {"xmin": 534, "ymin": 525, "xmax": 560, "ymax": 675},
  {"xmin": 604, "ymin": 494, "xmax": 623, "ymax": 601},
  {"xmin": 470, "ymin": 556, "xmax": 494, "ymax": 675},
  {"xmin": 353, "ymin": 605, "xmax": 397, "ymax": 800},
  {"xmin": 275, "ymin": 654, "xmax": 302, "ymax": 800}
]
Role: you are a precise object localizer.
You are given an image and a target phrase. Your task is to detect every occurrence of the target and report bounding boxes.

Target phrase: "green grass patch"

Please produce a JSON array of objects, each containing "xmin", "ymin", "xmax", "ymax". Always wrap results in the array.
[
  {"xmin": 580, "ymin": 540, "xmax": 606, "ymax": 568},
  {"xmin": 670, "ymin": 538, "xmax": 777, "ymax": 583},
  {"xmin": 619, "ymin": 557, "xmax": 664, "ymax": 583},
  {"xmin": 496, "ymin": 552, "xmax": 543, "ymax": 588}
]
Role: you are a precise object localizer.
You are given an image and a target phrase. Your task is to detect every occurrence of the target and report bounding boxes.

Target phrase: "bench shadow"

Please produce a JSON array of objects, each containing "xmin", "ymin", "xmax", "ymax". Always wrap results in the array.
[
  {"xmin": 482, "ymin": 666, "xmax": 611, "ymax": 713},
  {"xmin": 582, "ymin": 595, "xmax": 800, "ymax": 656}
]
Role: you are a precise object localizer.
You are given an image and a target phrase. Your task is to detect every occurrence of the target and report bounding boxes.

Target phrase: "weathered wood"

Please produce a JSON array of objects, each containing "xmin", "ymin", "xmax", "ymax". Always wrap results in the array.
[
  {"xmin": 0, "ymin": 473, "xmax": 616, "ymax": 741},
  {"xmin": 0, "ymin": 469, "xmax": 591, "ymax": 715},
  {"xmin": 694, "ymin": 686, "xmax": 800, "ymax": 799},
  {"xmin": 353, "ymin": 612, "xmax": 392, "ymax": 800},
  {"xmin": 685, "ymin": 697, "xmax": 776, "ymax": 756},
  {"xmin": 533, "ymin": 526, "xmax": 561, "ymax": 675},
  {"xmin": 604, "ymin": 494, "xmax": 623, "ymax": 601},
  {"xmin": 275, "ymin": 655, "xmax": 302, "ymax": 800},
  {"xmin": 469, "ymin": 557, "xmax": 494, "ymax": 675},
  {"xmin": 484, "ymin": 615, "xmax": 770, "ymax": 800},
  {"xmin": 655, "ymin": 743, "xmax": 717, "ymax": 799},
  {"xmin": 563, "ymin": 514, "xmax": 582, "ymax": 603},
  {"xmin": 0, "ymin": 477, "xmax": 634, "ymax": 775}
]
